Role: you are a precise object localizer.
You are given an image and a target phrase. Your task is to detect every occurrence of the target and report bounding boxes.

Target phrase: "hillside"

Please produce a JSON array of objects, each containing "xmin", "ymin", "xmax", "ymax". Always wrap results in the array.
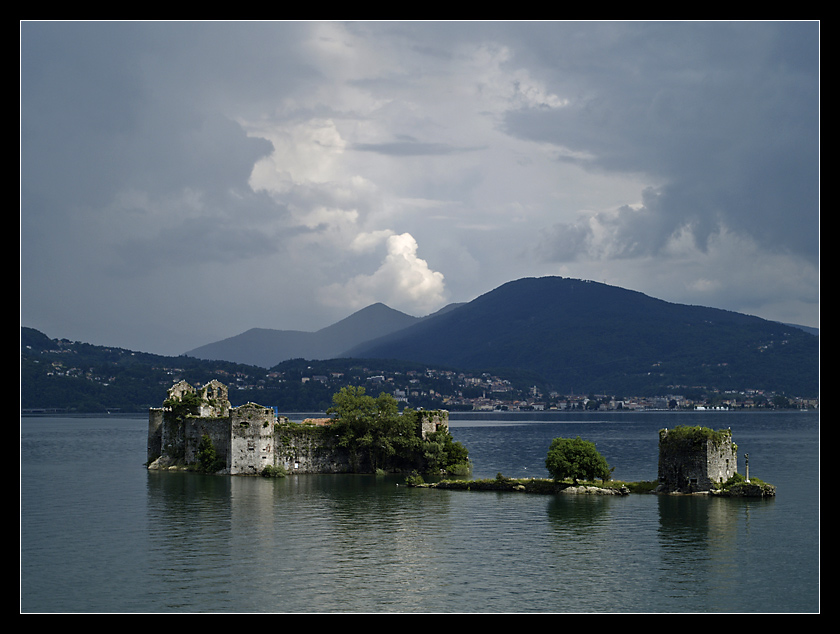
[
  {"xmin": 21, "ymin": 326, "xmax": 270, "ymax": 412},
  {"xmin": 21, "ymin": 326, "xmax": 498, "ymax": 414},
  {"xmin": 21, "ymin": 276, "xmax": 819, "ymax": 412},
  {"xmin": 343, "ymin": 277, "xmax": 819, "ymax": 397}
]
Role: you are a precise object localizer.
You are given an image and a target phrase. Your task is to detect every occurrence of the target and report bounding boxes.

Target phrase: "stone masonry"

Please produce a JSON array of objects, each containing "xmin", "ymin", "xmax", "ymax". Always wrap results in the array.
[
  {"xmin": 147, "ymin": 380, "xmax": 451, "ymax": 476},
  {"xmin": 148, "ymin": 380, "xmax": 276, "ymax": 475},
  {"xmin": 657, "ymin": 426, "xmax": 738, "ymax": 493}
]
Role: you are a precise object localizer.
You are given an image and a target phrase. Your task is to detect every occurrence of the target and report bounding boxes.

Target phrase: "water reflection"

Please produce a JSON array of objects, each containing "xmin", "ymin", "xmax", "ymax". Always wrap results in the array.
[{"xmin": 21, "ymin": 413, "xmax": 817, "ymax": 613}]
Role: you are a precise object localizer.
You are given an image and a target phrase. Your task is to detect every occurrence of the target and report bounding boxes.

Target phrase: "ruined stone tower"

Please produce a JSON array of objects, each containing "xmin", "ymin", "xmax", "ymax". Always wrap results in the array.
[
  {"xmin": 657, "ymin": 425, "xmax": 738, "ymax": 493},
  {"xmin": 419, "ymin": 410, "xmax": 449, "ymax": 439}
]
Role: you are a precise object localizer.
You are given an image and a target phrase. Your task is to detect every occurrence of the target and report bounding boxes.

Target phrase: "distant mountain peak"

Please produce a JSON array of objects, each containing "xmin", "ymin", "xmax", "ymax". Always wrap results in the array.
[
  {"xmin": 185, "ymin": 302, "xmax": 421, "ymax": 368},
  {"xmin": 25, "ymin": 275, "xmax": 819, "ymax": 397}
]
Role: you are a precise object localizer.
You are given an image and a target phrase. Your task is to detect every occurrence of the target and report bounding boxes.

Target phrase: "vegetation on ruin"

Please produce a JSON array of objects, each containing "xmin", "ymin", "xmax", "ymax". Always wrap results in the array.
[
  {"xmin": 163, "ymin": 390, "xmax": 202, "ymax": 421},
  {"xmin": 659, "ymin": 425, "xmax": 737, "ymax": 451},
  {"xmin": 326, "ymin": 386, "xmax": 470, "ymax": 475},
  {"xmin": 716, "ymin": 472, "xmax": 760, "ymax": 489},
  {"xmin": 195, "ymin": 434, "xmax": 225, "ymax": 474}
]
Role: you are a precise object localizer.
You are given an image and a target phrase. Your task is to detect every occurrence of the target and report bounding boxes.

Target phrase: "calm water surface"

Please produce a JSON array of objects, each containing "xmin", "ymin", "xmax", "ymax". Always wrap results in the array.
[{"xmin": 20, "ymin": 411, "xmax": 819, "ymax": 613}]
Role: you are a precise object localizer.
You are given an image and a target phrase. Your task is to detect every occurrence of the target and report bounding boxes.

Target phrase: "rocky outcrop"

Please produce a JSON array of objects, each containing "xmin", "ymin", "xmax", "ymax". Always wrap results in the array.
[{"xmin": 559, "ymin": 484, "xmax": 630, "ymax": 495}]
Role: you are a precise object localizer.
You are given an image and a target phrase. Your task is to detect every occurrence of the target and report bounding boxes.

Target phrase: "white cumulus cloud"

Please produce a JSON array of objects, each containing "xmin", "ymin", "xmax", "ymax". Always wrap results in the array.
[{"xmin": 319, "ymin": 232, "xmax": 446, "ymax": 315}]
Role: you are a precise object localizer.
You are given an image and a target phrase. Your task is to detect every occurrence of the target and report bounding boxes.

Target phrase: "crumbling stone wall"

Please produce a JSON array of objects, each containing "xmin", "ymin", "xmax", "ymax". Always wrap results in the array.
[
  {"xmin": 273, "ymin": 423, "xmax": 353, "ymax": 474},
  {"xmin": 184, "ymin": 417, "xmax": 230, "ymax": 467},
  {"xmin": 197, "ymin": 380, "xmax": 230, "ymax": 417},
  {"xmin": 420, "ymin": 410, "xmax": 449, "ymax": 439},
  {"xmin": 161, "ymin": 411, "xmax": 186, "ymax": 461},
  {"xmin": 166, "ymin": 380, "xmax": 195, "ymax": 402},
  {"xmin": 229, "ymin": 403, "xmax": 276, "ymax": 475}
]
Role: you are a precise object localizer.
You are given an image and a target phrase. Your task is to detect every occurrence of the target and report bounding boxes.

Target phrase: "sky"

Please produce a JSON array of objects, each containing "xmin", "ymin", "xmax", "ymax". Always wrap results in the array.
[{"xmin": 20, "ymin": 21, "xmax": 820, "ymax": 356}]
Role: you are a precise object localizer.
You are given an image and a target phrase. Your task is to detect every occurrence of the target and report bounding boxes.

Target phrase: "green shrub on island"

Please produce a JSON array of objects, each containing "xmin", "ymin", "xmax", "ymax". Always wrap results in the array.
[
  {"xmin": 405, "ymin": 471, "xmax": 425, "ymax": 486},
  {"xmin": 715, "ymin": 471, "xmax": 767, "ymax": 490},
  {"xmin": 445, "ymin": 462, "xmax": 472, "ymax": 476},
  {"xmin": 545, "ymin": 436, "xmax": 612, "ymax": 484},
  {"xmin": 261, "ymin": 465, "xmax": 287, "ymax": 478},
  {"xmin": 422, "ymin": 428, "xmax": 470, "ymax": 475}
]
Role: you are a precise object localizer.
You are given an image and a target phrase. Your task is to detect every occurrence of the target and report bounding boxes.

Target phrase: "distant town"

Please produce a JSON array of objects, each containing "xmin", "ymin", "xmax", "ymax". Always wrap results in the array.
[
  {"xmin": 159, "ymin": 361, "xmax": 819, "ymax": 413},
  {"xmin": 22, "ymin": 331, "xmax": 818, "ymax": 414}
]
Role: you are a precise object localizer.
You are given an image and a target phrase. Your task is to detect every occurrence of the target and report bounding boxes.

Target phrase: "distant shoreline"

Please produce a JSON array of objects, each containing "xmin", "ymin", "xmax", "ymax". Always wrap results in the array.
[{"xmin": 21, "ymin": 408, "xmax": 819, "ymax": 419}]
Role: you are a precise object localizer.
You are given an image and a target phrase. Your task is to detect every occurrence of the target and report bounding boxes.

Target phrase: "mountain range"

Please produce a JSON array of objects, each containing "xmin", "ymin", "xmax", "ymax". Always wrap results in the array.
[
  {"xmin": 185, "ymin": 302, "xmax": 463, "ymax": 368},
  {"xmin": 187, "ymin": 276, "xmax": 818, "ymax": 397}
]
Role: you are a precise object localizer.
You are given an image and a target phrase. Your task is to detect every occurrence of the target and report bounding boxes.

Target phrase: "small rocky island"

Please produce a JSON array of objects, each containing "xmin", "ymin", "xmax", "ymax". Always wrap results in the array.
[
  {"xmin": 656, "ymin": 424, "xmax": 775, "ymax": 497},
  {"xmin": 414, "ymin": 424, "xmax": 775, "ymax": 498},
  {"xmin": 147, "ymin": 380, "xmax": 773, "ymax": 497}
]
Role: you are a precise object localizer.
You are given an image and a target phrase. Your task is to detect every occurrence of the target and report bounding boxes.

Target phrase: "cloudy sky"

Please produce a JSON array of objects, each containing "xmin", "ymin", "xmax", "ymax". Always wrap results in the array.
[{"xmin": 21, "ymin": 21, "xmax": 819, "ymax": 356}]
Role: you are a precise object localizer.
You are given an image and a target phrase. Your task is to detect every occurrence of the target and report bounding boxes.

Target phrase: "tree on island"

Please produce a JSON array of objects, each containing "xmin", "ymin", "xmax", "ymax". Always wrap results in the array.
[
  {"xmin": 327, "ymin": 385, "xmax": 414, "ymax": 472},
  {"xmin": 545, "ymin": 436, "xmax": 612, "ymax": 484},
  {"xmin": 326, "ymin": 385, "xmax": 469, "ymax": 474}
]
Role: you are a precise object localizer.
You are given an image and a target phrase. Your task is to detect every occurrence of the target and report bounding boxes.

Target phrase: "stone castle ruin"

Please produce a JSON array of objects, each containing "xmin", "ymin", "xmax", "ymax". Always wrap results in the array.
[
  {"xmin": 147, "ymin": 380, "xmax": 449, "ymax": 476},
  {"xmin": 147, "ymin": 380, "xmax": 277, "ymax": 475},
  {"xmin": 657, "ymin": 426, "xmax": 737, "ymax": 493}
]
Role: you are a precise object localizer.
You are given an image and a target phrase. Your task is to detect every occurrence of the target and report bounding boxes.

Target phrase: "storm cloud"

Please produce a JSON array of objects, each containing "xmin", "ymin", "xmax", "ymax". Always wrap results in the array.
[{"xmin": 20, "ymin": 21, "xmax": 819, "ymax": 355}]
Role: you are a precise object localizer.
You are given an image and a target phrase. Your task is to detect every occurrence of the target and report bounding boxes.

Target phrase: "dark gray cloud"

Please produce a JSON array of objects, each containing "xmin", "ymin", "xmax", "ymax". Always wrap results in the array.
[{"xmin": 500, "ymin": 22, "xmax": 819, "ymax": 265}]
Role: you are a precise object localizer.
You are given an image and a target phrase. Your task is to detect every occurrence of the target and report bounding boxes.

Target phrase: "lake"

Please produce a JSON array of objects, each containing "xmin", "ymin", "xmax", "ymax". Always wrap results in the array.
[{"xmin": 20, "ymin": 410, "xmax": 819, "ymax": 613}]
